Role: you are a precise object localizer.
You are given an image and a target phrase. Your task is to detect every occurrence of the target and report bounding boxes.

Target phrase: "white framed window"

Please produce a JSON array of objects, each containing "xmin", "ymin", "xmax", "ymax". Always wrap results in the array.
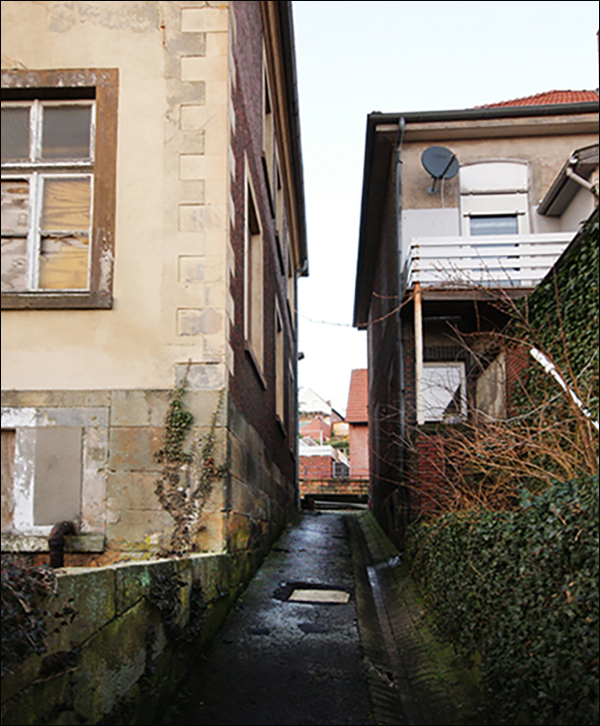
[
  {"xmin": 469, "ymin": 214, "xmax": 519, "ymax": 236},
  {"xmin": 2, "ymin": 100, "xmax": 94, "ymax": 293},
  {"xmin": 1, "ymin": 413, "xmax": 83, "ymax": 535},
  {"xmin": 460, "ymin": 160, "xmax": 530, "ymax": 236},
  {"xmin": 422, "ymin": 362, "xmax": 466, "ymax": 423},
  {"xmin": 1, "ymin": 69, "xmax": 118, "ymax": 309}
]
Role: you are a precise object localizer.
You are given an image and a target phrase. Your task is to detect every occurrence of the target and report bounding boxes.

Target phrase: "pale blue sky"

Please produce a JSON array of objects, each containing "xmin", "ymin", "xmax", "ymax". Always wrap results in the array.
[{"xmin": 292, "ymin": 0, "xmax": 599, "ymax": 414}]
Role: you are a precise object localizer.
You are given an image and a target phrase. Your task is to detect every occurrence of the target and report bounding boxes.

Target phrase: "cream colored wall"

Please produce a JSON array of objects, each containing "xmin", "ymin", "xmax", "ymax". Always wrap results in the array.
[
  {"xmin": 1, "ymin": 1, "xmax": 230, "ymax": 391},
  {"xmin": 400, "ymin": 133, "xmax": 599, "ymax": 213}
]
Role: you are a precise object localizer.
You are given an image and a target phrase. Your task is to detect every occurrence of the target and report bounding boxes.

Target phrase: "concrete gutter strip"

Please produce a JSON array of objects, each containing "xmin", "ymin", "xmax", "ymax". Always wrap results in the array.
[{"xmin": 348, "ymin": 511, "xmax": 484, "ymax": 726}]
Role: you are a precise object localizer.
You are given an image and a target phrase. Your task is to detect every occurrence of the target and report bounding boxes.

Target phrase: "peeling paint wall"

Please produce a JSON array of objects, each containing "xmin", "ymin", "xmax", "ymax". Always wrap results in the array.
[
  {"xmin": 1, "ymin": 1, "xmax": 301, "ymax": 564},
  {"xmin": 1, "ymin": 1, "xmax": 230, "ymax": 391}
]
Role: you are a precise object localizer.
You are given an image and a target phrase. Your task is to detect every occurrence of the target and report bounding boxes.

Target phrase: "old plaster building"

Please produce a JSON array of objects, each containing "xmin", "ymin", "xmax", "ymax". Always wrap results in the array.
[
  {"xmin": 353, "ymin": 91, "xmax": 599, "ymax": 542},
  {"xmin": 1, "ymin": 1, "xmax": 307, "ymax": 566}
]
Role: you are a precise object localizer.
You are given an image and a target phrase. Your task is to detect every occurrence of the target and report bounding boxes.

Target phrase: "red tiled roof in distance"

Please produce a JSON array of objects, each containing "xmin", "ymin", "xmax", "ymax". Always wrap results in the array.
[
  {"xmin": 481, "ymin": 90, "xmax": 599, "ymax": 108},
  {"xmin": 346, "ymin": 369, "xmax": 368, "ymax": 423}
]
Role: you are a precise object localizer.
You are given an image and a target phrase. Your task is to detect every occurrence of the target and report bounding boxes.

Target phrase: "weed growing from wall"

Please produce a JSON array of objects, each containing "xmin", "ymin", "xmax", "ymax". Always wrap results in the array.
[
  {"xmin": 1, "ymin": 564, "xmax": 76, "ymax": 676},
  {"xmin": 155, "ymin": 383, "xmax": 226, "ymax": 554}
]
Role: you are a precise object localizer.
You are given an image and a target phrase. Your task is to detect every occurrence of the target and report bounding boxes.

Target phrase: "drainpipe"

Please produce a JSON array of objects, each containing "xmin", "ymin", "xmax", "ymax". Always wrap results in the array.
[
  {"xmin": 49, "ymin": 521, "xmax": 76, "ymax": 568},
  {"xmin": 565, "ymin": 159, "xmax": 600, "ymax": 199},
  {"xmin": 396, "ymin": 117, "xmax": 411, "ymax": 532},
  {"xmin": 395, "ymin": 118, "xmax": 407, "ymax": 443}
]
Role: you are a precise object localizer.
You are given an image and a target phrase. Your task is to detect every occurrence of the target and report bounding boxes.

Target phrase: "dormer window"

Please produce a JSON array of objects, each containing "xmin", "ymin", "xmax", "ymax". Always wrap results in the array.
[{"xmin": 460, "ymin": 160, "xmax": 530, "ymax": 236}]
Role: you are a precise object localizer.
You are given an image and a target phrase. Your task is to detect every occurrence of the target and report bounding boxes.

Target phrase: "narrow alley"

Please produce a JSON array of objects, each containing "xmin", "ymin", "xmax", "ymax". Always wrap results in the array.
[{"xmin": 158, "ymin": 511, "xmax": 482, "ymax": 726}]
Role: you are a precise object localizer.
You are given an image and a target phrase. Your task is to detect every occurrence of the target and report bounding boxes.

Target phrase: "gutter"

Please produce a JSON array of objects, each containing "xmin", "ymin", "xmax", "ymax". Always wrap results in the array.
[
  {"xmin": 368, "ymin": 99, "xmax": 599, "ymax": 127},
  {"xmin": 538, "ymin": 143, "xmax": 599, "ymax": 216},
  {"xmin": 278, "ymin": 2, "xmax": 308, "ymax": 276}
]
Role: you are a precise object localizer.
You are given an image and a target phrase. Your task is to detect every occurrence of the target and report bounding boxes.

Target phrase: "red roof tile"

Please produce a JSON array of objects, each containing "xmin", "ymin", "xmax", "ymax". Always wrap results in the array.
[
  {"xmin": 481, "ymin": 90, "xmax": 599, "ymax": 108},
  {"xmin": 346, "ymin": 369, "xmax": 369, "ymax": 423}
]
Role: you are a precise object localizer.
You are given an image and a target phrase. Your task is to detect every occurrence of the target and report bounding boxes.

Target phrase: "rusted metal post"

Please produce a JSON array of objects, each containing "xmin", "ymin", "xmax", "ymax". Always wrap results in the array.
[
  {"xmin": 49, "ymin": 521, "xmax": 76, "ymax": 568},
  {"xmin": 414, "ymin": 283, "xmax": 424, "ymax": 425}
]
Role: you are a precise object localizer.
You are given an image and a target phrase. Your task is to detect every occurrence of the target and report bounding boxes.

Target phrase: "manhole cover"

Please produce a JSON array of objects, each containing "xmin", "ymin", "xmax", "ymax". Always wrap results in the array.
[
  {"xmin": 289, "ymin": 589, "xmax": 349, "ymax": 604},
  {"xmin": 273, "ymin": 582, "xmax": 351, "ymax": 604}
]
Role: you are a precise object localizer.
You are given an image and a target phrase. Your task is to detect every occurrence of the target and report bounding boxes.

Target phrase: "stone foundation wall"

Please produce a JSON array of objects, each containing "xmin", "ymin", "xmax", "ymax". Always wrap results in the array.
[
  {"xmin": 2, "ymin": 388, "xmax": 294, "ymax": 567},
  {"xmin": 1, "ymin": 553, "xmax": 246, "ymax": 725},
  {"xmin": 1, "ymin": 388, "xmax": 228, "ymax": 564}
]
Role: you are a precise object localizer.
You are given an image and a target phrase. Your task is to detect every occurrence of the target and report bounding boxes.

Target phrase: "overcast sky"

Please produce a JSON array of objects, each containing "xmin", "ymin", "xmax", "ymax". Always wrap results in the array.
[{"xmin": 291, "ymin": 0, "xmax": 599, "ymax": 414}]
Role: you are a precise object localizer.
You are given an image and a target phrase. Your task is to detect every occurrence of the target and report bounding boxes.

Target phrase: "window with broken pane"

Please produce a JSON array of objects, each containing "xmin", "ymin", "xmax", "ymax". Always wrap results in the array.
[
  {"xmin": 2, "ymin": 69, "xmax": 118, "ymax": 309},
  {"xmin": 422, "ymin": 362, "xmax": 467, "ymax": 423},
  {"xmin": 1, "ymin": 100, "xmax": 94, "ymax": 293}
]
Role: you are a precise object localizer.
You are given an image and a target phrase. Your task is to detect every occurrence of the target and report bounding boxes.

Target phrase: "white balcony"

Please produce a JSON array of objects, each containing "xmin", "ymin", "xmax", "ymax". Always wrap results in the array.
[{"xmin": 404, "ymin": 233, "xmax": 574, "ymax": 293}]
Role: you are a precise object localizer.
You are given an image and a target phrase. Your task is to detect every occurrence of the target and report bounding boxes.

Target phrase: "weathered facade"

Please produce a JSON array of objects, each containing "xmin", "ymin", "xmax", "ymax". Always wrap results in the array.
[
  {"xmin": 1, "ymin": 1, "xmax": 307, "ymax": 566},
  {"xmin": 353, "ymin": 92, "xmax": 599, "ymax": 542},
  {"xmin": 345, "ymin": 368, "xmax": 369, "ymax": 479}
]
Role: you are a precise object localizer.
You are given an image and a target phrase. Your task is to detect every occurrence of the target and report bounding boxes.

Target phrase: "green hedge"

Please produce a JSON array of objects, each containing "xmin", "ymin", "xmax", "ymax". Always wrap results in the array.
[
  {"xmin": 518, "ymin": 209, "xmax": 599, "ymax": 419},
  {"xmin": 407, "ymin": 475, "xmax": 599, "ymax": 725}
]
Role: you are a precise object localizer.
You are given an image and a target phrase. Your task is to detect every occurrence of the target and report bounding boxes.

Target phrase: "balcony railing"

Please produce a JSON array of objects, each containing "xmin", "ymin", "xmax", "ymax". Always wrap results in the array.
[{"xmin": 404, "ymin": 233, "xmax": 573, "ymax": 293}]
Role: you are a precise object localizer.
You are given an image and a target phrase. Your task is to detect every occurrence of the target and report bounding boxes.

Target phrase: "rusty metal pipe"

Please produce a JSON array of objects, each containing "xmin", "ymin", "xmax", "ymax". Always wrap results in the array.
[{"xmin": 49, "ymin": 521, "xmax": 76, "ymax": 568}]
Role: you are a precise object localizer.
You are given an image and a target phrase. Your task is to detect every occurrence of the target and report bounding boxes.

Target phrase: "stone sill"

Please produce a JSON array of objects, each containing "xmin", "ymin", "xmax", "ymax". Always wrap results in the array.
[{"xmin": 1, "ymin": 533, "xmax": 106, "ymax": 553}]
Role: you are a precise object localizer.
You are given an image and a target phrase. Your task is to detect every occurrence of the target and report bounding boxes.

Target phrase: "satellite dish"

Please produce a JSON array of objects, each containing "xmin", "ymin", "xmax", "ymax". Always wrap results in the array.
[{"xmin": 421, "ymin": 146, "xmax": 459, "ymax": 193}]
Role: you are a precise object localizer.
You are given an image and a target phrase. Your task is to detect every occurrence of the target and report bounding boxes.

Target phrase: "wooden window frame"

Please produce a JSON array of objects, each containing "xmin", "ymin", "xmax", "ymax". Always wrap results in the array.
[
  {"xmin": 275, "ymin": 300, "xmax": 285, "ymax": 426},
  {"xmin": 244, "ymin": 168, "xmax": 265, "ymax": 381},
  {"xmin": 2, "ymin": 68, "xmax": 118, "ymax": 309}
]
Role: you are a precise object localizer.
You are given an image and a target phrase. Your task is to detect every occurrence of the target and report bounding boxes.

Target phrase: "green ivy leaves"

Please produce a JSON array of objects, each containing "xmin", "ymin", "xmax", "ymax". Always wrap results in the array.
[{"xmin": 407, "ymin": 475, "xmax": 599, "ymax": 725}]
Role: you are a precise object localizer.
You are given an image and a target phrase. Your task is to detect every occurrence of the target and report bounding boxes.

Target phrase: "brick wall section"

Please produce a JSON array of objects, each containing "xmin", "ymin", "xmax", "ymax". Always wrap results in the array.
[
  {"xmin": 228, "ymin": 1, "xmax": 296, "ymax": 485},
  {"xmin": 299, "ymin": 479, "xmax": 369, "ymax": 498},
  {"xmin": 506, "ymin": 344, "xmax": 531, "ymax": 415},
  {"xmin": 410, "ymin": 432, "xmax": 447, "ymax": 516},
  {"xmin": 299, "ymin": 455, "xmax": 333, "ymax": 480},
  {"xmin": 349, "ymin": 423, "xmax": 369, "ymax": 478}
]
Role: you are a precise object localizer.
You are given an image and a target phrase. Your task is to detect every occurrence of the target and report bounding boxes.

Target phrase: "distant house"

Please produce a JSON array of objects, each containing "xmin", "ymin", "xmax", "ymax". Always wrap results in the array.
[
  {"xmin": 353, "ymin": 90, "xmax": 599, "ymax": 541},
  {"xmin": 299, "ymin": 438, "xmax": 349, "ymax": 480},
  {"xmin": 300, "ymin": 416, "xmax": 332, "ymax": 443},
  {"xmin": 345, "ymin": 369, "xmax": 369, "ymax": 479},
  {"xmin": 1, "ymin": 1, "xmax": 307, "ymax": 564}
]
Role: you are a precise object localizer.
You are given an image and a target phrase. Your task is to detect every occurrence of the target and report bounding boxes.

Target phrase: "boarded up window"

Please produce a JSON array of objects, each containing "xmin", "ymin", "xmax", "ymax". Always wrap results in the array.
[
  {"xmin": 2, "ymin": 69, "xmax": 119, "ymax": 309},
  {"xmin": 1, "ymin": 179, "xmax": 30, "ymax": 291},
  {"xmin": 39, "ymin": 177, "xmax": 91, "ymax": 289},
  {"xmin": 1, "ymin": 430, "xmax": 16, "ymax": 533},
  {"xmin": 33, "ymin": 427, "xmax": 82, "ymax": 527}
]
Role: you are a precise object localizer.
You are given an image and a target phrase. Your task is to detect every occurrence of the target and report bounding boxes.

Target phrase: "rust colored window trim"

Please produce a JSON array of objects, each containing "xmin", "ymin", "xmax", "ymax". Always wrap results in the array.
[{"xmin": 1, "ymin": 68, "xmax": 118, "ymax": 310}]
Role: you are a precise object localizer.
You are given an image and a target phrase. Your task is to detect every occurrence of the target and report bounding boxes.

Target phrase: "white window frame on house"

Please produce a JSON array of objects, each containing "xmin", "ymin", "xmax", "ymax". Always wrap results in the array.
[
  {"xmin": 421, "ymin": 362, "xmax": 467, "ymax": 423},
  {"xmin": 1, "ymin": 410, "xmax": 83, "ymax": 537},
  {"xmin": 459, "ymin": 159, "xmax": 531, "ymax": 237},
  {"xmin": 2, "ymin": 99, "xmax": 95, "ymax": 292},
  {"xmin": 1, "ymin": 68, "xmax": 118, "ymax": 309}
]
